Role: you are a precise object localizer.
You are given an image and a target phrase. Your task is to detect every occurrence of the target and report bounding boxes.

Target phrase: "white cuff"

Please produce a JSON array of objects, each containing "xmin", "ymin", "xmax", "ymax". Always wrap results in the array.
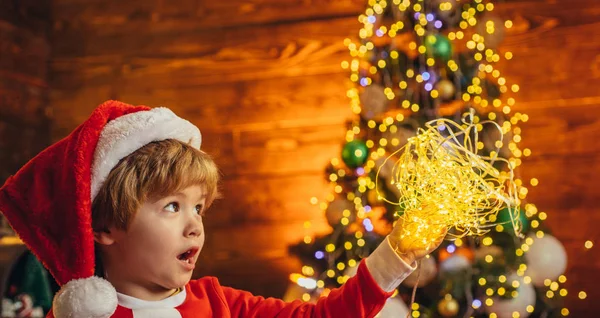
[{"xmin": 365, "ymin": 236, "xmax": 417, "ymax": 292}]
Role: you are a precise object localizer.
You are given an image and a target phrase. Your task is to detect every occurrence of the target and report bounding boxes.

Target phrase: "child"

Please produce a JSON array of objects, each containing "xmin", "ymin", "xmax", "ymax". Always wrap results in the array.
[{"xmin": 0, "ymin": 101, "xmax": 445, "ymax": 318}]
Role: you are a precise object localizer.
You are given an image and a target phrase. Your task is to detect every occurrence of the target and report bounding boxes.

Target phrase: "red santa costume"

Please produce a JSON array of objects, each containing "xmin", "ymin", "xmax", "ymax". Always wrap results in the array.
[{"xmin": 0, "ymin": 101, "xmax": 415, "ymax": 318}]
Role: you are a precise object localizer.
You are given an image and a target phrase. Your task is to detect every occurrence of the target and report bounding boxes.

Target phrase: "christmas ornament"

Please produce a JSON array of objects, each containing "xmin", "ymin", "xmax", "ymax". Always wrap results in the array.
[
  {"xmin": 475, "ymin": 14, "xmax": 506, "ymax": 49},
  {"xmin": 426, "ymin": 34, "xmax": 452, "ymax": 60},
  {"xmin": 485, "ymin": 274, "xmax": 535, "ymax": 318},
  {"xmin": 495, "ymin": 207, "xmax": 529, "ymax": 234},
  {"xmin": 367, "ymin": 188, "xmax": 384, "ymax": 207},
  {"xmin": 440, "ymin": 254, "xmax": 470, "ymax": 274},
  {"xmin": 325, "ymin": 199, "xmax": 355, "ymax": 227},
  {"xmin": 359, "ymin": 84, "xmax": 389, "ymax": 120},
  {"xmin": 438, "ymin": 294, "xmax": 459, "ymax": 317},
  {"xmin": 434, "ymin": 79, "xmax": 456, "ymax": 101},
  {"xmin": 341, "ymin": 140, "xmax": 369, "ymax": 169},
  {"xmin": 402, "ymin": 255, "xmax": 437, "ymax": 287},
  {"xmin": 525, "ymin": 234, "xmax": 567, "ymax": 286},
  {"xmin": 377, "ymin": 296, "xmax": 410, "ymax": 318}
]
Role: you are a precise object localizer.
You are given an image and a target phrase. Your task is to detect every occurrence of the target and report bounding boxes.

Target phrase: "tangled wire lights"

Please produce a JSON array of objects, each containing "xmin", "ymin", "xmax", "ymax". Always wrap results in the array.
[{"xmin": 377, "ymin": 113, "xmax": 522, "ymax": 249}]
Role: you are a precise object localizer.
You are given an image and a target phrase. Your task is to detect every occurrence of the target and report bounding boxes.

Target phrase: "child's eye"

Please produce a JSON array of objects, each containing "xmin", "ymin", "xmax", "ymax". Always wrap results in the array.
[
  {"xmin": 195, "ymin": 204, "xmax": 205, "ymax": 215},
  {"xmin": 165, "ymin": 202, "xmax": 180, "ymax": 213}
]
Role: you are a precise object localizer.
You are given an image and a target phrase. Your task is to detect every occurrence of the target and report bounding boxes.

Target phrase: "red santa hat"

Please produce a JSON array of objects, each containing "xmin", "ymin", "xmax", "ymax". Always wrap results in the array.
[{"xmin": 0, "ymin": 100, "xmax": 202, "ymax": 317}]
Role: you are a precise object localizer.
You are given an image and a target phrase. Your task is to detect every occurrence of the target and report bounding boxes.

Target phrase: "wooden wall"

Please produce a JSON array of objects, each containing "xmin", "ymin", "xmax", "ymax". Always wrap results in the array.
[
  {"xmin": 0, "ymin": 0, "xmax": 51, "ymax": 183},
  {"xmin": 48, "ymin": 0, "xmax": 599, "ymax": 315}
]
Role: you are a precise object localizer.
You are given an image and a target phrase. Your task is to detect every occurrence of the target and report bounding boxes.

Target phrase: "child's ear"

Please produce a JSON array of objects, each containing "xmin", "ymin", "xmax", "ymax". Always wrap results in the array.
[{"xmin": 94, "ymin": 229, "xmax": 117, "ymax": 246}]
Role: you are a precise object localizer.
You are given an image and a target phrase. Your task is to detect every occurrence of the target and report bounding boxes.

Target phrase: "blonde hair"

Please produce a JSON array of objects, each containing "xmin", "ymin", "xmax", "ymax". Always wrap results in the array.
[{"xmin": 92, "ymin": 139, "xmax": 220, "ymax": 232}]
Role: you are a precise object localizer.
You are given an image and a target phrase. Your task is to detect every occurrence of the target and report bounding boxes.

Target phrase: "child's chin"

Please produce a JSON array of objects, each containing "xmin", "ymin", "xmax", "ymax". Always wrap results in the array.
[{"xmin": 169, "ymin": 274, "xmax": 193, "ymax": 287}]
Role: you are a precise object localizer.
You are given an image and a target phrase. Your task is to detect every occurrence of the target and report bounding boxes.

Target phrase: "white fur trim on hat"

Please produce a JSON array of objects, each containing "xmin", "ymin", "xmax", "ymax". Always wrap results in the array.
[
  {"xmin": 53, "ymin": 276, "xmax": 118, "ymax": 318},
  {"xmin": 90, "ymin": 107, "xmax": 202, "ymax": 200}
]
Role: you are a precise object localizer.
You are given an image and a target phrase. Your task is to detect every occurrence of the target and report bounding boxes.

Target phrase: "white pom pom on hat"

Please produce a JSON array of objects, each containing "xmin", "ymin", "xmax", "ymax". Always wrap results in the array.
[
  {"xmin": 0, "ymin": 101, "xmax": 202, "ymax": 317},
  {"xmin": 53, "ymin": 277, "xmax": 118, "ymax": 318}
]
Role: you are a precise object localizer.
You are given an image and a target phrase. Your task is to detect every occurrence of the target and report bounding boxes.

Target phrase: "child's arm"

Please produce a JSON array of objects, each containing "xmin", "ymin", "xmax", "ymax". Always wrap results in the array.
[{"xmin": 216, "ymin": 231, "xmax": 438, "ymax": 318}]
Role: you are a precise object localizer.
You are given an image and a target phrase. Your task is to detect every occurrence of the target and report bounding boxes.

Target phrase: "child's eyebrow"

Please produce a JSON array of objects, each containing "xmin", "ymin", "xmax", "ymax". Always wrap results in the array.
[{"xmin": 169, "ymin": 191, "xmax": 207, "ymax": 201}]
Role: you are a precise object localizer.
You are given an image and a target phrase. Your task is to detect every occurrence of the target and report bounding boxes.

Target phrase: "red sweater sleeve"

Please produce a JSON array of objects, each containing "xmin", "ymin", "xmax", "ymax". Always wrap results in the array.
[{"xmin": 219, "ymin": 260, "xmax": 394, "ymax": 318}]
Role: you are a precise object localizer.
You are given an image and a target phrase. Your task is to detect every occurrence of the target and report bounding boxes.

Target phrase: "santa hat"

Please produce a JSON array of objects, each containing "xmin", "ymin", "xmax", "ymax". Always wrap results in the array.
[{"xmin": 0, "ymin": 100, "xmax": 201, "ymax": 317}]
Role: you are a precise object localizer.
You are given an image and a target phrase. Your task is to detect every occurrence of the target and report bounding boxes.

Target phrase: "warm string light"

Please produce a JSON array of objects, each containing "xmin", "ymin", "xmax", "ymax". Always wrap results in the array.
[{"xmin": 377, "ymin": 114, "xmax": 522, "ymax": 249}]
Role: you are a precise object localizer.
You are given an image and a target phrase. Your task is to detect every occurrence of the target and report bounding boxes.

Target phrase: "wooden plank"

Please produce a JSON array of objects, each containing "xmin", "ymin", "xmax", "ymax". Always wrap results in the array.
[
  {"xmin": 50, "ymin": 14, "xmax": 353, "ymax": 60},
  {"xmin": 52, "ymin": 0, "xmax": 365, "ymax": 35},
  {"xmin": 49, "ymin": 86, "xmax": 114, "ymax": 140},
  {"xmin": 0, "ymin": 120, "xmax": 50, "ymax": 181},
  {"xmin": 0, "ymin": 80, "xmax": 49, "ymax": 126},
  {"xmin": 117, "ymin": 72, "xmax": 354, "ymax": 131},
  {"xmin": 0, "ymin": 21, "xmax": 50, "ymax": 80},
  {"xmin": 208, "ymin": 173, "xmax": 331, "ymax": 227},
  {"xmin": 561, "ymin": 240, "xmax": 600, "ymax": 269},
  {"xmin": 51, "ymin": 0, "xmax": 598, "ymax": 36},
  {"xmin": 235, "ymin": 124, "xmax": 346, "ymax": 176},
  {"xmin": 0, "ymin": 0, "xmax": 51, "ymax": 36},
  {"xmin": 538, "ymin": 209, "xmax": 600, "ymax": 241},
  {"xmin": 0, "ymin": 0, "xmax": 51, "ymax": 182},
  {"xmin": 516, "ymin": 100, "xmax": 600, "ymax": 157},
  {"xmin": 520, "ymin": 154, "xmax": 600, "ymax": 212}
]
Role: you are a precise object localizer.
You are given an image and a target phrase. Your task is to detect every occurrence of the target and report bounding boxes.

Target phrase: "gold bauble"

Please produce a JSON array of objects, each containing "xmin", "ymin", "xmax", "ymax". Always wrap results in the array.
[
  {"xmin": 435, "ymin": 79, "xmax": 456, "ymax": 101},
  {"xmin": 438, "ymin": 295, "xmax": 459, "ymax": 317},
  {"xmin": 367, "ymin": 188, "xmax": 384, "ymax": 207}
]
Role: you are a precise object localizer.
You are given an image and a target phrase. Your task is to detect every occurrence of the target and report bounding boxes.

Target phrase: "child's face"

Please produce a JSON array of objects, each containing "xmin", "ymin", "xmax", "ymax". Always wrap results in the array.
[{"xmin": 105, "ymin": 184, "xmax": 206, "ymax": 293}]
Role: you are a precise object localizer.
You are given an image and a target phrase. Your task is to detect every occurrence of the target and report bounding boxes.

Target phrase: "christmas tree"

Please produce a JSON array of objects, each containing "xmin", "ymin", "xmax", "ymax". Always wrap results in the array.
[{"xmin": 288, "ymin": 0, "xmax": 572, "ymax": 317}]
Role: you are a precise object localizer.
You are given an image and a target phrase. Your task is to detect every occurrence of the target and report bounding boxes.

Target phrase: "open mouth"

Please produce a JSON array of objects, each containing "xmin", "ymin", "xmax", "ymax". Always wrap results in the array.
[{"xmin": 177, "ymin": 247, "xmax": 198, "ymax": 265}]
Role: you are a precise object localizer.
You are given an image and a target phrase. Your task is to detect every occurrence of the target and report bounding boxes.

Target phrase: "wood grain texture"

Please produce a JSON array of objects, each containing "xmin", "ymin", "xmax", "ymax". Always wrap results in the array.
[
  {"xmin": 48, "ymin": 0, "xmax": 600, "ymax": 315},
  {"xmin": 0, "ymin": 0, "xmax": 51, "ymax": 182}
]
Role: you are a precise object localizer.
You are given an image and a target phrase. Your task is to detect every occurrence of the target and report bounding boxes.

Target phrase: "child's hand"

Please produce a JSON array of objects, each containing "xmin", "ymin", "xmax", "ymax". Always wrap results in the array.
[{"xmin": 387, "ymin": 217, "xmax": 446, "ymax": 265}]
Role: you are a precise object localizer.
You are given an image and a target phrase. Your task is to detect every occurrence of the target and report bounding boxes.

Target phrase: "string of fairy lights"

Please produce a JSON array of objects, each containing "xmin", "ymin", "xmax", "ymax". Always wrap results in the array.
[{"xmin": 291, "ymin": 0, "xmax": 592, "ymax": 316}]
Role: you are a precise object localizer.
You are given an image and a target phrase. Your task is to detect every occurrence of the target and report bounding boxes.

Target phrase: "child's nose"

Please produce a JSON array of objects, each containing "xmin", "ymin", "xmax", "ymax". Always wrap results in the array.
[{"xmin": 184, "ymin": 213, "xmax": 203, "ymax": 238}]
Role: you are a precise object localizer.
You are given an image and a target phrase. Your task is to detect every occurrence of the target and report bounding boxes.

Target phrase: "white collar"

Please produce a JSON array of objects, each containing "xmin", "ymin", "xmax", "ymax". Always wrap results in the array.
[{"xmin": 117, "ymin": 288, "xmax": 187, "ymax": 309}]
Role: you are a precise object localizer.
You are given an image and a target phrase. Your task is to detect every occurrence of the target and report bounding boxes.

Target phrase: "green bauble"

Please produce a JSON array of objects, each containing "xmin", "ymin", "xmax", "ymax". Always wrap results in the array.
[
  {"xmin": 341, "ymin": 140, "xmax": 369, "ymax": 169},
  {"xmin": 496, "ymin": 207, "xmax": 530, "ymax": 234},
  {"xmin": 426, "ymin": 34, "xmax": 452, "ymax": 60}
]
